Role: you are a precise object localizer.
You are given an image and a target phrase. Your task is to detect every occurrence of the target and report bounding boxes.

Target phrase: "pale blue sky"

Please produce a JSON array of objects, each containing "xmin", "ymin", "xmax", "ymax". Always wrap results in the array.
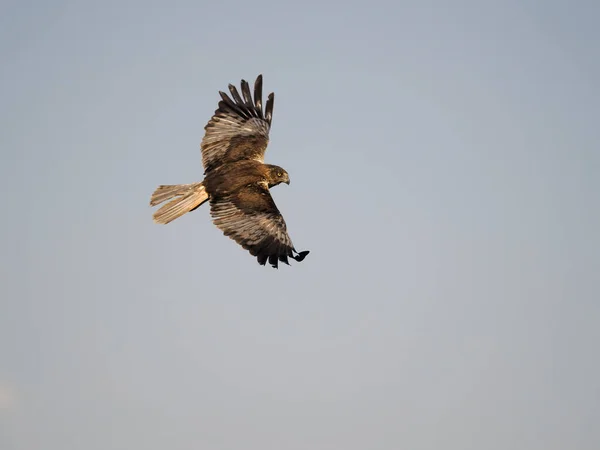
[{"xmin": 1, "ymin": 1, "xmax": 599, "ymax": 449}]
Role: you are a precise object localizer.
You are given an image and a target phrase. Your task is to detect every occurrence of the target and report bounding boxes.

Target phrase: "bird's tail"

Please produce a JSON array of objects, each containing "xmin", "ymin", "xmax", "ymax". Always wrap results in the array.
[{"xmin": 150, "ymin": 182, "xmax": 208, "ymax": 224}]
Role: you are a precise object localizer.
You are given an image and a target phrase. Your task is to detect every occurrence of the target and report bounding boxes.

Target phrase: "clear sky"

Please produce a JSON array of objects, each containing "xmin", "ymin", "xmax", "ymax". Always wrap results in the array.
[{"xmin": 1, "ymin": 1, "xmax": 599, "ymax": 449}]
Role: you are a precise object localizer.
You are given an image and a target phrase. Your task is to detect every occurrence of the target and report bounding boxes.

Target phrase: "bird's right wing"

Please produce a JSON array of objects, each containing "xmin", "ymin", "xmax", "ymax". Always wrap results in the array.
[
  {"xmin": 209, "ymin": 182, "xmax": 309, "ymax": 268},
  {"xmin": 200, "ymin": 75, "xmax": 274, "ymax": 174}
]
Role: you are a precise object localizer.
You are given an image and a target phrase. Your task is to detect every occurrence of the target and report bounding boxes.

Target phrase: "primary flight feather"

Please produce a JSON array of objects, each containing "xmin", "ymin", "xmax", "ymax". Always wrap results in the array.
[{"xmin": 150, "ymin": 75, "xmax": 309, "ymax": 268}]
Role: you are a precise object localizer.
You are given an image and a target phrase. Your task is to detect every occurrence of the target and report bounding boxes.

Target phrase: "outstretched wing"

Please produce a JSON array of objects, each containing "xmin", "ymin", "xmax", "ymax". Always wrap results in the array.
[
  {"xmin": 209, "ymin": 183, "xmax": 309, "ymax": 268},
  {"xmin": 201, "ymin": 75, "xmax": 274, "ymax": 174}
]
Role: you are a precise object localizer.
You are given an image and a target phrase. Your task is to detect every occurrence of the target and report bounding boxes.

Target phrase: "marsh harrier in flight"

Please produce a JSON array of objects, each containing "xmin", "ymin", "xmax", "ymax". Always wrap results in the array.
[{"xmin": 150, "ymin": 75, "xmax": 309, "ymax": 268}]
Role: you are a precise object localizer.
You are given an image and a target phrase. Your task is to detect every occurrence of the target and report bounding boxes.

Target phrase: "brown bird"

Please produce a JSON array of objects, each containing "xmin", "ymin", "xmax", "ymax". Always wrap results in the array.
[{"xmin": 150, "ymin": 75, "xmax": 309, "ymax": 268}]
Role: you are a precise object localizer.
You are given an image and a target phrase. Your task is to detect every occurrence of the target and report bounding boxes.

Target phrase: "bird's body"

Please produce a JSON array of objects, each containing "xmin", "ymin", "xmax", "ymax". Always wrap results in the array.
[
  {"xmin": 150, "ymin": 75, "xmax": 309, "ymax": 268},
  {"xmin": 203, "ymin": 160, "xmax": 284, "ymax": 196}
]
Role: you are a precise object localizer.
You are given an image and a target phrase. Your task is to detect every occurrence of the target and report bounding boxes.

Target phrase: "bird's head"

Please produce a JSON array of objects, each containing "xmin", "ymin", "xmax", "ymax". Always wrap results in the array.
[{"xmin": 267, "ymin": 165, "xmax": 290, "ymax": 187}]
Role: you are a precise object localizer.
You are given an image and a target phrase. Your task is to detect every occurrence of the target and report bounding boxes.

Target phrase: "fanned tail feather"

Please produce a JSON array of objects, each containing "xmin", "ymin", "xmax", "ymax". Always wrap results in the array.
[{"xmin": 150, "ymin": 182, "xmax": 208, "ymax": 224}]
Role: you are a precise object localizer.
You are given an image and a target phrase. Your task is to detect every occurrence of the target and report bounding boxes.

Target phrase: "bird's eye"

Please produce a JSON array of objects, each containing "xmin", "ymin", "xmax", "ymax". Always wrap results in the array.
[{"xmin": 278, "ymin": 172, "xmax": 282, "ymax": 177}]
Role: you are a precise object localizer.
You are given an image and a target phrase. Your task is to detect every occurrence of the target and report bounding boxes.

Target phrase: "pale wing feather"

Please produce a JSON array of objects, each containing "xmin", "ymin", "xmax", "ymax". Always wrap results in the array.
[
  {"xmin": 209, "ymin": 183, "xmax": 305, "ymax": 268},
  {"xmin": 201, "ymin": 75, "xmax": 273, "ymax": 174}
]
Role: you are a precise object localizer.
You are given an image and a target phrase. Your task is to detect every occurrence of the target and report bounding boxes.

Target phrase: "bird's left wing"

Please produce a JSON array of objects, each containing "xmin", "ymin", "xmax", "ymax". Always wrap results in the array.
[
  {"xmin": 201, "ymin": 75, "xmax": 274, "ymax": 174},
  {"xmin": 209, "ymin": 182, "xmax": 309, "ymax": 268}
]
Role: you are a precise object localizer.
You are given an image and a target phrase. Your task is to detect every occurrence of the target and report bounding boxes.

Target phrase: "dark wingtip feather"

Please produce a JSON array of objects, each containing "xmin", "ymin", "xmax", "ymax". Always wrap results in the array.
[
  {"xmin": 219, "ymin": 91, "xmax": 249, "ymax": 118},
  {"xmin": 228, "ymin": 84, "xmax": 245, "ymax": 107},
  {"xmin": 240, "ymin": 80, "xmax": 250, "ymax": 100},
  {"xmin": 254, "ymin": 75, "xmax": 263, "ymax": 118},
  {"xmin": 256, "ymin": 248, "xmax": 306, "ymax": 268},
  {"xmin": 240, "ymin": 80, "xmax": 256, "ymax": 117},
  {"xmin": 257, "ymin": 253, "xmax": 268, "ymax": 266},
  {"xmin": 292, "ymin": 250, "xmax": 310, "ymax": 262},
  {"xmin": 265, "ymin": 93, "xmax": 274, "ymax": 125},
  {"xmin": 279, "ymin": 253, "xmax": 290, "ymax": 266}
]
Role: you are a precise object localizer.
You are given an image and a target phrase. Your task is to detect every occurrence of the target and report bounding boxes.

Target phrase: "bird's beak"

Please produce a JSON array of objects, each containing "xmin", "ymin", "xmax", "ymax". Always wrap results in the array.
[{"xmin": 285, "ymin": 179, "xmax": 290, "ymax": 185}]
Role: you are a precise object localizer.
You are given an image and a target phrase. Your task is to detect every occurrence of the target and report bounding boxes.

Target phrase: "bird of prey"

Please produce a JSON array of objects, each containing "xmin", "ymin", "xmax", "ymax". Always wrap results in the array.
[{"xmin": 150, "ymin": 75, "xmax": 309, "ymax": 268}]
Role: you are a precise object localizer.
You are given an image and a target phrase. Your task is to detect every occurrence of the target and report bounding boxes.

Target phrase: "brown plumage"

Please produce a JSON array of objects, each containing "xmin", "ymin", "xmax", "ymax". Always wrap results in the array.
[{"xmin": 150, "ymin": 75, "xmax": 309, "ymax": 268}]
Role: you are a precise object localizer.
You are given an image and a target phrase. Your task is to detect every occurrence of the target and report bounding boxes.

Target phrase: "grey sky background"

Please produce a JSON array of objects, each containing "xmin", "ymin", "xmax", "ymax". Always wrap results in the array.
[{"xmin": 1, "ymin": 0, "xmax": 599, "ymax": 449}]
